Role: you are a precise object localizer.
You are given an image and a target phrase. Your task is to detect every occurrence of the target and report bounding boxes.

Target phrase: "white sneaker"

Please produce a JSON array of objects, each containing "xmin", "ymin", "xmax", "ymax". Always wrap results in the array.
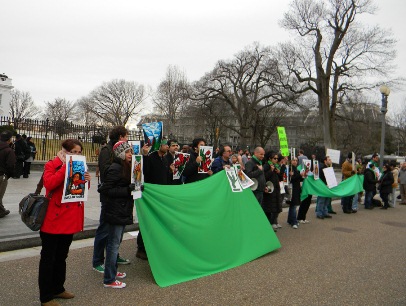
[
  {"xmin": 104, "ymin": 280, "xmax": 126, "ymax": 288},
  {"xmin": 272, "ymin": 224, "xmax": 278, "ymax": 230},
  {"xmin": 277, "ymin": 224, "xmax": 282, "ymax": 228},
  {"xmin": 299, "ymin": 220, "xmax": 310, "ymax": 224},
  {"xmin": 292, "ymin": 225, "xmax": 298, "ymax": 229}
]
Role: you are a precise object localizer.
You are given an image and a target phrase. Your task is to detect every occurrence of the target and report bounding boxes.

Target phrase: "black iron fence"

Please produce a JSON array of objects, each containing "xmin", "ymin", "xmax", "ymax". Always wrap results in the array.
[{"xmin": 0, "ymin": 116, "xmax": 142, "ymax": 161}]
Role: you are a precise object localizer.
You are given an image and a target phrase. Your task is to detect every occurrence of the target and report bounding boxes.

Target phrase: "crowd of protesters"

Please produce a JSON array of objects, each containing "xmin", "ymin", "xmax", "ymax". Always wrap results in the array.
[{"xmin": 1, "ymin": 127, "xmax": 405, "ymax": 305}]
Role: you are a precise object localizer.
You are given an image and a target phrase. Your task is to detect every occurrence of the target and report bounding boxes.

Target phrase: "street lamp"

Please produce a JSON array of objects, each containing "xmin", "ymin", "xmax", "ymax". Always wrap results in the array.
[{"xmin": 379, "ymin": 85, "xmax": 390, "ymax": 169}]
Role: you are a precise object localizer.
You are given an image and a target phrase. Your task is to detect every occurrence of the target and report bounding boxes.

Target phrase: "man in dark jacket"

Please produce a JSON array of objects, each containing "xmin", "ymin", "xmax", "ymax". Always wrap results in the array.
[
  {"xmin": 0, "ymin": 131, "xmax": 16, "ymax": 218},
  {"xmin": 165, "ymin": 139, "xmax": 181, "ymax": 185},
  {"xmin": 363, "ymin": 163, "xmax": 378, "ymax": 209},
  {"xmin": 245, "ymin": 147, "xmax": 265, "ymax": 204},
  {"xmin": 183, "ymin": 138, "xmax": 213, "ymax": 184},
  {"xmin": 136, "ymin": 139, "xmax": 174, "ymax": 260},
  {"xmin": 211, "ymin": 145, "xmax": 232, "ymax": 174},
  {"xmin": 13, "ymin": 134, "xmax": 30, "ymax": 179},
  {"xmin": 93, "ymin": 126, "xmax": 130, "ymax": 273}
]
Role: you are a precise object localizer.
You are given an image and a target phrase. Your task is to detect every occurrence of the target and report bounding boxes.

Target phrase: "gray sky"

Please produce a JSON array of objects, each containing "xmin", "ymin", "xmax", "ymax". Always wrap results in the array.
[{"xmin": 1, "ymin": 0, "xmax": 405, "ymax": 119}]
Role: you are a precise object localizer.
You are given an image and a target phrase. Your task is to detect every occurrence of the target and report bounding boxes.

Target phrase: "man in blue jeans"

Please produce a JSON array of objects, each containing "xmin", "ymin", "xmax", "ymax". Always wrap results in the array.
[
  {"xmin": 315, "ymin": 156, "xmax": 333, "ymax": 219},
  {"xmin": 92, "ymin": 126, "xmax": 130, "ymax": 273}
]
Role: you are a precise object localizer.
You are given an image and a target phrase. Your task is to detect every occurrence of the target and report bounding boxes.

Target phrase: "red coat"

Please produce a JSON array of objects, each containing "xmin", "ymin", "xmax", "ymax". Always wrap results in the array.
[{"xmin": 41, "ymin": 157, "xmax": 84, "ymax": 234}]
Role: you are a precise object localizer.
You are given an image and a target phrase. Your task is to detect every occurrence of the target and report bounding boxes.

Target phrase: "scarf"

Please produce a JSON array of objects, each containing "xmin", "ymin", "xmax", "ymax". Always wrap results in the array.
[
  {"xmin": 57, "ymin": 148, "xmax": 69, "ymax": 164},
  {"xmin": 252, "ymin": 155, "xmax": 262, "ymax": 165}
]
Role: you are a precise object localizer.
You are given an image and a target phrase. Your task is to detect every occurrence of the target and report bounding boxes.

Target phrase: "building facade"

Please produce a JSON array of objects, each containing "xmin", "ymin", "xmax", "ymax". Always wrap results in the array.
[{"xmin": 0, "ymin": 74, "xmax": 13, "ymax": 116}]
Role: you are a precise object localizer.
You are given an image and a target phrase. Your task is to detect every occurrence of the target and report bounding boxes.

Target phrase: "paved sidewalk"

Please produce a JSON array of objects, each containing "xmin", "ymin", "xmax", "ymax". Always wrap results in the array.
[
  {"xmin": 0, "ymin": 201, "xmax": 405, "ymax": 305},
  {"xmin": 0, "ymin": 171, "xmax": 136, "ymax": 252}
]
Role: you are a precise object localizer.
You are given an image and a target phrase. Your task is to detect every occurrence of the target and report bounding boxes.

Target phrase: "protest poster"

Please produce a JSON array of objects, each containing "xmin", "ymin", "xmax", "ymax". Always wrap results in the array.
[
  {"xmin": 131, "ymin": 155, "xmax": 143, "ymax": 199},
  {"xmin": 233, "ymin": 164, "xmax": 254, "ymax": 189},
  {"xmin": 128, "ymin": 140, "xmax": 141, "ymax": 155},
  {"xmin": 326, "ymin": 148, "xmax": 341, "ymax": 165},
  {"xmin": 313, "ymin": 160, "xmax": 319, "ymax": 180},
  {"xmin": 323, "ymin": 167, "xmax": 338, "ymax": 188},
  {"xmin": 198, "ymin": 146, "xmax": 213, "ymax": 173},
  {"xmin": 142, "ymin": 121, "xmax": 163, "ymax": 153},
  {"xmin": 62, "ymin": 155, "xmax": 88, "ymax": 203},
  {"xmin": 225, "ymin": 168, "xmax": 243, "ymax": 192},
  {"xmin": 173, "ymin": 152, "xmax": 190, "ymax": 180},
  {"xmin": 277, "ymin": 126, "xmax": 289, "ymax": 157},
  {"xmin": 303, "ymin": 159, "xmax": 312, "ymax": 175}
]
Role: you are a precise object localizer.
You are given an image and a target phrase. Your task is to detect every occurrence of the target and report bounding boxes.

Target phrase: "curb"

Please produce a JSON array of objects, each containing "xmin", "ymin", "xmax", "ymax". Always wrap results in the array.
[{"xmin": 0, "ymin": 224, "xmax": 138, "ymax": 253}]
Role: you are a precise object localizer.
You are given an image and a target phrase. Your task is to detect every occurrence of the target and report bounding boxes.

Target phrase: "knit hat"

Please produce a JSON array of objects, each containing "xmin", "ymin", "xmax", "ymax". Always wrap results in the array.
[{"xmin": 113, "ymin": 141, "xmax": 132, "ymax": 160}]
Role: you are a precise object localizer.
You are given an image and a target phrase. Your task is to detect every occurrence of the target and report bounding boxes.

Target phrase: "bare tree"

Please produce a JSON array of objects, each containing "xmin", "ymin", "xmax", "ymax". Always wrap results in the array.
[
  {"xmin": 254, "ymin": 105, "xmax": 286, "ymax": 148},
  {"xmin": 87, "ymin": 79, "xmax": 146, "ymax": 127},
  {"xmin": 9, "ymin": 89, "xmax": 41, "ymax": 120},
  {"xmin": 153, "ymin": 66, "xmax": 189, "ymax": 134},
  {"xmin": 75, "ymin": 96, "xmax": 102, "ymax": 126},
  {"xmin": 193, "ymin": 43, "xmax": 298, "ymax": 148},
  {"xmin": 43, "ymin": 98, "xmax": 76, "ymax": 122},
  {"xmin": 389, "ymin": 98, "xmax": 406, "ymax": 156},
  {"xmin": 279, "ymin": 0, "xmax": 398, "ymax": 149}
]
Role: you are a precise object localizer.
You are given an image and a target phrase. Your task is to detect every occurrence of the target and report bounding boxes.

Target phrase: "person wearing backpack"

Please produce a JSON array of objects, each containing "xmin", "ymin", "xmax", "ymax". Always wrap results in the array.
[
  {"xmin": 38, "ymin": 139, "xmax": 91, "ymax": 306},
  {"xmin": 92, "ymin": 126, "xmax": 131, "ymax": 274},
  {"xmin": 0, "ymin": 131, "xmax": 16, "ymax": 218}
]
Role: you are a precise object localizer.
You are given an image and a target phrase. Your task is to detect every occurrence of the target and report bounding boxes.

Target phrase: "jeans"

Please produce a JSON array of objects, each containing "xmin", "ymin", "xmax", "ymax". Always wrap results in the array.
[
  {"xmin": 39, "ymin": 232, "xmax": 73, "ymax": 303},
  {"xmin": 389, "ymin": 187, "xmax": 396, "ymax": 207},
  {"xmin": 104, "ymin": 224, "xmax": 126, "ymax": 284},
  {"xmin": 287, "ymin": 205, "xmax": 298, "ymax": 226},
  {"xmin": 316, "ymin": 196, "xmax": 330, "ymax": 217},
  {"xmin": 92, "ymin": 218, "xmax": 109, "ymax": 267},
  {"xmin": 352, "ymin": 193, "xmax": 359, "ymax": 211},
  {"xmin": 364, "ymin": 190, "xmax": 375, "ymax": 209}
]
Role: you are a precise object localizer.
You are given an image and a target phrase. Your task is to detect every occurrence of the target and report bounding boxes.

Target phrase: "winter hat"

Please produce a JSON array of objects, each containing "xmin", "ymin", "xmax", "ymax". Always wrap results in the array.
[{"xmin": 113, "ymin": 141, "xmax": 132, "ymax": 160}]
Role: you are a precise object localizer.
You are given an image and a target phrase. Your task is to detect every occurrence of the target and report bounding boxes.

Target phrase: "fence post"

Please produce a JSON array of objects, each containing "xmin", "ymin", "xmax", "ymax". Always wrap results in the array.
[{"xmin": 42, "ymin": 118, "xmax": 49, "ymax": 160}]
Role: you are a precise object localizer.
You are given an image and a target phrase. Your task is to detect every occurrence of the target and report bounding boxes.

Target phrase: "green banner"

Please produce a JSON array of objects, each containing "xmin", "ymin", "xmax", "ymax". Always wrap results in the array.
[
  {"xmin": 277, "ymin": 126, "xmax": 289, "ymax": 156},
  {"xmin": 300, "ymin": 174, "xmax": 364, "ymax": 201},
  {"xmin": 136, "ymin": 172, "xmax": 281, "ymax": 287}
]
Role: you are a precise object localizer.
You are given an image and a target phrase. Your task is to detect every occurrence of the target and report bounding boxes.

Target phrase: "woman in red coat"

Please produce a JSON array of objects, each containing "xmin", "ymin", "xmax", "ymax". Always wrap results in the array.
[{"xmin": 39, "ymin": 139, "xmax": 91, "ymax": 306}]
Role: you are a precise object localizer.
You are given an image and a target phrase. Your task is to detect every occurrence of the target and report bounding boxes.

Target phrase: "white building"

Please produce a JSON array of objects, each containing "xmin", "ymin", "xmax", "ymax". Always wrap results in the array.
[{"xmin": 0, "ymin": 74, "xmax": 13, "ymax": 116}]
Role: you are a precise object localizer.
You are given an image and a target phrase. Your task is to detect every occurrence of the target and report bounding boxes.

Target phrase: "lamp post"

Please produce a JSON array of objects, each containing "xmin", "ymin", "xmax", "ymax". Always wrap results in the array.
[{"xmin": 379, "ymin": 85, "xmax": 390, "ymax": 169}]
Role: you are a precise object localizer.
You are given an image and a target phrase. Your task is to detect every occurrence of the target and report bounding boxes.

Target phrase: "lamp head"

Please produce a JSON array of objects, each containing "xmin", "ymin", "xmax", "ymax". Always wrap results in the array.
[{"xmin": 379, "ymin": 85, "xmax": 390, "ymax": 96}]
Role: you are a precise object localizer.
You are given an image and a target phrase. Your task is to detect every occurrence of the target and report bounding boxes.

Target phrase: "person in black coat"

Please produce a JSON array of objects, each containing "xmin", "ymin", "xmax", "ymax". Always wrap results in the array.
[
  {"xmin": 363, "ymin": 163, "xmax": 379, "ymax": 209},
  {"xmin": 378, "ymin": 163, "xmax": 394, "ymax": 210},
  {"xmin": 183, "ymin": 138, "xmax": 213, "ymax": 184},
  {"xmin": 287, "ymin": 157, "xmax": 303, "ymax": 228},
  {"xmin": 13, "ymin": 134, "xmax": 30, "ymax": 179},
  {"xmin": 98, "ymin": 141, "xmax": 134, "ymax": 289},
  {"xmin": 262, "ymin": 151, "xmax": 281, "ymax": 230}
]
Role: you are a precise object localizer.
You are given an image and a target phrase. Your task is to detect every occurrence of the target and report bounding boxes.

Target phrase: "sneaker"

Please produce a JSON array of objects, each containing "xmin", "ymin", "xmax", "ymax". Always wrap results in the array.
[
  {"xmin": 272, "ymin": 224, "xmax": 278, "ymax": 230},
  {"xmin": 117, "ymin": 256, "xmax": 131, "ymax": 265},
  {"xmin": 276, "ymin": 224, "xmax": 282, "ymax": 228},
  {"xmin": 299, "ymin": 220, "xmax": 310, "ymax": 224},
  {"xmin": 116, "ymin": 271, "xmax": 126, "ymax": 279},
  {"xmin": 93, "ymin": 264, "xmax": 105, "ymax": 273},
  {"xmin": 104, "ymin": 280, "xmax": 126, "ymax": 289},
  {"xmin": 292, "ymin": 225, "xmax": 298, "ymax": 229}
]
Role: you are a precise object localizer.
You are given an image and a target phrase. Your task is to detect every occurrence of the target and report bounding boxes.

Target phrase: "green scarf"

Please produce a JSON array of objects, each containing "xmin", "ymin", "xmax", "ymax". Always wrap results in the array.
[{"xmin": 252, "ymin": 155, "xmax": 262, "ymax": 165}]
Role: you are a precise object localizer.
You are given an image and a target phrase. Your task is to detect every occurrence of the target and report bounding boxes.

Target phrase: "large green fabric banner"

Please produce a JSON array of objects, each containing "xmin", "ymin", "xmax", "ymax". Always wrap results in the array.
[
  {"xmin": 300, "ymin": 174, "xmax": 364, "ymax": 201},
  {"xmin": 136, "ymin": 172, "xmax": 281, "ymax": 287}
]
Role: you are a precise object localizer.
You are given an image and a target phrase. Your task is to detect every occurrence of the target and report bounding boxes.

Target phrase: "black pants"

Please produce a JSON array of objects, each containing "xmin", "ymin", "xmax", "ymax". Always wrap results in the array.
[
  {"xmin": 39, "ymin": 232, "xmax": 73, "ymax": 303},
  {"xmin": 14, "ymin": 160, "xmax": 23, "ymax": 178},
  {"xmin": 137, "ymin": 229, "xmax": 145, "ymax": 251},
  {"xmin": 23, "ymin": 161, "xmax": 31, "ymax": 177},
  {"xmin": 297, "ymin": 195, "xmax": 312, "ymax": 221}
]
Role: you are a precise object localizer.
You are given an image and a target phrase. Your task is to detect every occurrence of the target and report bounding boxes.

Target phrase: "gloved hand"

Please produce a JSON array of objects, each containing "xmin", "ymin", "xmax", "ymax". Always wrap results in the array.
[{"xmin": 128, "ymin": 183, "xmax": 136, "ymax": 192}]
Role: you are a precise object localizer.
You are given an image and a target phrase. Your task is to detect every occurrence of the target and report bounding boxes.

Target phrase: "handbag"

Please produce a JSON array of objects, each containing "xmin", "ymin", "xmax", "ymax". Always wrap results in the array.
[{"xmin": 18, "ymin": 164, "xmax": 60, "ymax": 231}]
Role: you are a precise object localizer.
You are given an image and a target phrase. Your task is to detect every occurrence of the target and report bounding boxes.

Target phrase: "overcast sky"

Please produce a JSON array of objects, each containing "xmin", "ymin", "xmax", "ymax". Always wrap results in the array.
[{"xmin": 1, "ymin": 0, "xmax": 405, "ymax": 118}]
